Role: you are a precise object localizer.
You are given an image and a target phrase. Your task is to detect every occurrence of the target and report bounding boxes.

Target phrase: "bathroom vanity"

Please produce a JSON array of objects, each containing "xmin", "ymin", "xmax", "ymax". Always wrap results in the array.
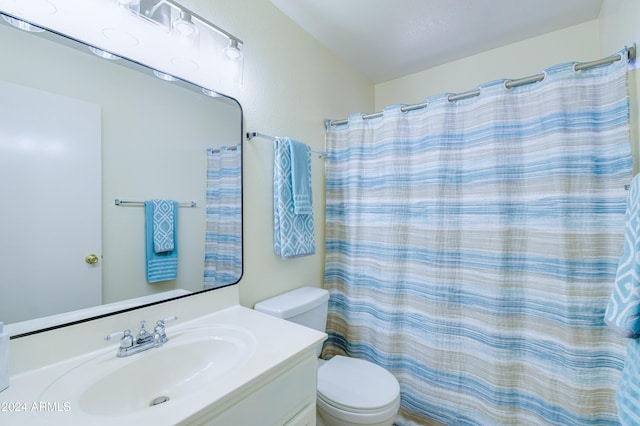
[{"xmin": 0, "ymin": 304, "xmax": 325, "ymax": 425}]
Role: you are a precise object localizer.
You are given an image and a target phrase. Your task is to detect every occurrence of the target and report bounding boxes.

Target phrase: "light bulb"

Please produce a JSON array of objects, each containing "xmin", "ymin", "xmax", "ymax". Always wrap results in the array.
[
  {"xmin": 173, "ymin": 11, "xmax": 196, "ymax": 36},
  {"xmin": 224, "ymin": 39, "xmax": 242, "ymax": 60}
]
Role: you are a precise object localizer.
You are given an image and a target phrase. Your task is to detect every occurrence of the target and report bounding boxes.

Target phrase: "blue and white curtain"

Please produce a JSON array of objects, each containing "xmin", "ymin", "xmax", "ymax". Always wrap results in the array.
[
  {"xmin": 204, "ymin": 145, "xmax": 242, "ymax": 288},
  {"xmin": 323, "ymin": 50, "xmax": 633, "ymax": 425}
]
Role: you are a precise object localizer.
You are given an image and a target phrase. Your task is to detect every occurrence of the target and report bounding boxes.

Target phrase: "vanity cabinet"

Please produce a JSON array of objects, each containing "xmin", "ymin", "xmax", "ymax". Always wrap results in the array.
[
  {"xmin": 1, "ymin": 306, "xmax": 325, "ymax": 426},
  {"xmin": 183, "ymin": 353, "xmax": 317, "ymax": 425}
]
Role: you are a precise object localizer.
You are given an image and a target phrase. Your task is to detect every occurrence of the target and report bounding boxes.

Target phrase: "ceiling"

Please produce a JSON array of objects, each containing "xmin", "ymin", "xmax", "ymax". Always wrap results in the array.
[{"xmin": 270, "ymin": 0, "xmax": 604, "ymax": 84}]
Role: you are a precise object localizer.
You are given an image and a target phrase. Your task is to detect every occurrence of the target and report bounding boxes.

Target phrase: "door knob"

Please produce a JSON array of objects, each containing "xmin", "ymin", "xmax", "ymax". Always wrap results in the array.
[{"xmin": 85, "ymin": 254, "xmax": 99, "ymax": 265}]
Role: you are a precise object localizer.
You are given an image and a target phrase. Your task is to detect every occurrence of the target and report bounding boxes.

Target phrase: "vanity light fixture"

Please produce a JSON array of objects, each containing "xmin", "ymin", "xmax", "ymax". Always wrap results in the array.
[
  {"xmin": 119, "ymin": 0, "xmax": 243, "ymax": 60},
  {"xmin": 1, "ymin": 14, "xmax": 44, "ymax": 32}
]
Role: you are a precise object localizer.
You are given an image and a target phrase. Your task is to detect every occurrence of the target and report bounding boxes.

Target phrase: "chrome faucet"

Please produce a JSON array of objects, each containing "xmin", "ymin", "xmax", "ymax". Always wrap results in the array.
[{"xmin": 106, "ymin": 316, "xmax": 177, "ymax": 357}]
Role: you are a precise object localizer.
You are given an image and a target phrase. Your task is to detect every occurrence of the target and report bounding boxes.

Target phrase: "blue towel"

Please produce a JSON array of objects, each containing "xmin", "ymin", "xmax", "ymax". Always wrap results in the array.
[
  {"xmin": 617, "ymin": 339, "xmax": 640, "ymax": 425},
  {"xmin": 274, "ymin": 137, "xmax": 315, "ymax": 259},
  {"xmin": 151, "ymin": 199, "xmax": 175, "ymax": 253},
  {"xmin": 605, "ymin": 174, "xmax": 640, "ymax": 338},
  {"xmin": 605, "ymin": 175, "xmax": 640, "ymax": 425},
  {"xmin": 145, "ymin": 201, "xmax": 178, "ymax": 283},
  {"xmin": 288, "ymin": 138, "xmax": 313, "ymax": 215}
]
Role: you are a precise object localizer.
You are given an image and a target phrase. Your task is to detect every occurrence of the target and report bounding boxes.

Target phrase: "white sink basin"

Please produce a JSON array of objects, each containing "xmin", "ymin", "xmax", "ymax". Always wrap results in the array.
[{"xmin": 38, "ymin": 325, "xmax": 257, "ymax": 417}]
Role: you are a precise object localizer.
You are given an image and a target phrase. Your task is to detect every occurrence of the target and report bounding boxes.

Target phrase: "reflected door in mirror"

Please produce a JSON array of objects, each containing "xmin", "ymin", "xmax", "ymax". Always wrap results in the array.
[{"xmin": 0, "ymin": 80, "xmax": 102, "ymax": 323}]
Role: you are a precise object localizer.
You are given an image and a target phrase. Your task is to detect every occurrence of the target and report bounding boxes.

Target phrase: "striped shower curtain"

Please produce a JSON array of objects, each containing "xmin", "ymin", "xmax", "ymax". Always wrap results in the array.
[
  {"xmin": 323, "ymin": 51, "xmax": 633, "ymax": 425},
  {"xmin": 204, "ymin": 145, "xmax": 242, "ymax": 288}
]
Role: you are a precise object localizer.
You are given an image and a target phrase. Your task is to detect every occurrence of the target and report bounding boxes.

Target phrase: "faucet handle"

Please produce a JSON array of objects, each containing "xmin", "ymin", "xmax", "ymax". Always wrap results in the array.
[
  {"xmin": 154, "ymin": 316, "xmax": 177, "ymax": 344},
  {"xmin": 120, "ymin": 330, "xmax": 134, "ymax": 349},
  {"xmin": 157, "ymin": 316, "xmax": 178, "ymax": 325},
  {"xmin": 105, "ymin": 330, "xmax": 122, "ymax": 342},
  {"xmin": 136, "ymin": 320, "xmax": 153, "ymax": 344},
  {"xmin": 105, "ymin": 329, "xmax": 134, "ymax": 349}
]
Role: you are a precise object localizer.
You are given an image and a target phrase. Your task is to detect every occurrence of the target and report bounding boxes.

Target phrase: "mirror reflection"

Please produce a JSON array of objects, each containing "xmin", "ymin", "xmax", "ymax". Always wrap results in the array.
[{"xmin": 0, "ymin": 16, "xmax": 243, "ymax": 336}]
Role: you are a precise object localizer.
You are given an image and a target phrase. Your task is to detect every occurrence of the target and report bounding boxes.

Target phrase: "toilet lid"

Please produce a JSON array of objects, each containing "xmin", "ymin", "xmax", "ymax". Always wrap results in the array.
[{"xmin": 317, "ymin": 356, "xmax": 400, "ymax": 412}]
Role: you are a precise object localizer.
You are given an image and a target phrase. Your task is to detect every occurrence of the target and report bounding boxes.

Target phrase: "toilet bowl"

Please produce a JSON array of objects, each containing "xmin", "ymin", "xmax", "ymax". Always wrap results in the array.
[
  {"xmin": 254, "ymin": 287, "xmax": 400, "ymax": 426},
  {"xmin": 316, "ymin": 355, "xmax": 400, "ymax": 426}
]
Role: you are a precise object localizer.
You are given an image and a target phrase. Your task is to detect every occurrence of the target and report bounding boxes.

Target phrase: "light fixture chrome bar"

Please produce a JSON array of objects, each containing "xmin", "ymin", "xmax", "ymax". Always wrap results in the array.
[
  {"xmin": 247, "ymin": 131, "xmax": 326, "ymax": 158},
  {"xmin": 115, "ymin": 199, "xmax": 196, "ymax": 207},
  {"xmin": 130, "ymin": 0, "xmax": 242, "ymax": 46},
  {"xmin": 160, "ymin": 0, "xmax": 243, "ymax": 45},
  {"xmin": 328, "ymin": 48, "xmax": 635, "ymax": 127}
]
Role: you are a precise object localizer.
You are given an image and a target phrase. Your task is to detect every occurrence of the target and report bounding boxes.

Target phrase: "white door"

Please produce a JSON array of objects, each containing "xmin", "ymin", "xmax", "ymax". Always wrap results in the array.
[{"xmin": 0, "ymin": 80, "xmax": 102, "ymax": 324}]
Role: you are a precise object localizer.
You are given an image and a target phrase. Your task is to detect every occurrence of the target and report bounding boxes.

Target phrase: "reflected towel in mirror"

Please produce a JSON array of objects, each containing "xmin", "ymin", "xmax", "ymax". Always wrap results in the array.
[
  {"xmin": 145, "ymin": 200, "xmax": 178, "ymax": 283},
  {"xmin": 152, "ymin": 199, "xmax": 175, "ymax": 253}
]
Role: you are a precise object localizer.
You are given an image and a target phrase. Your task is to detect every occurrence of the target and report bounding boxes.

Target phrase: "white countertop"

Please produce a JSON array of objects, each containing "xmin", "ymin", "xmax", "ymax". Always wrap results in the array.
[{"xmin": 0, "ymin": 305, "xmax": 326, "ymax": 425}]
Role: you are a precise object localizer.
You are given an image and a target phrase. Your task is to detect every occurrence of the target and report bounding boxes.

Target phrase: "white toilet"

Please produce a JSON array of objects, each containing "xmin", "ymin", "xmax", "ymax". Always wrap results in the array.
[{"xmin": 254, "ymin": 286, "xmax": 400, "ymax": 426}]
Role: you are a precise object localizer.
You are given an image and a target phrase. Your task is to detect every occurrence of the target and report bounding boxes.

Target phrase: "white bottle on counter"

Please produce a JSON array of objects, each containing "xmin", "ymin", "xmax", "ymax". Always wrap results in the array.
[{"xmin": 0, "ymin": 322, "xmax": 8, "ymax": 393}]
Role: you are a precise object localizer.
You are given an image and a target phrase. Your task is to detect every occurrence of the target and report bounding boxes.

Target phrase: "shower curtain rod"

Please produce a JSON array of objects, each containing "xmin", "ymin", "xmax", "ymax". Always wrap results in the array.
[
  {"xmin": 328, "ymin": 46, "xmax": 637, "ymax": 127},
  {"xmin": 114, "ymin": 199, "xmax": 196, "ymax": 207},
  {"xmin": 246, "ymin": 131, "xmax": 326, "ymax": 157}
]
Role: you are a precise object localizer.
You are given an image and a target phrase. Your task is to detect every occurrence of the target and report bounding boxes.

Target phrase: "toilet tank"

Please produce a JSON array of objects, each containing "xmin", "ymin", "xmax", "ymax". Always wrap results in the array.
[{"xmin": 254, "ymin": 286, "xmax": 329, "ymax": 333}]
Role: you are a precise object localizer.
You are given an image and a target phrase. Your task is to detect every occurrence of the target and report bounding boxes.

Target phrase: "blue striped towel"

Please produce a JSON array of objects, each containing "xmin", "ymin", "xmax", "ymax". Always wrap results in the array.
[
  {"xmin": 605, "ymin": 174, "xmax": 640, "ymax": 338},
  {"xmin": 274, "ymin": 137, "xmax": 315, "ymax": 259},
  {"xmin": 144, "ymin": 201, "xmax": 178, "ymax": 283}
]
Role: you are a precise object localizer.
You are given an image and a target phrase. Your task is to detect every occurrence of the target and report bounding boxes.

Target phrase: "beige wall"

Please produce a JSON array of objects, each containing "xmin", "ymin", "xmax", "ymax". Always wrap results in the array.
[
  {"xmin": 374, "ymin": 20, "xmax": 601, "ymax": 111},
  {"xmin": 599, "ymin": 0, "xmax": 640, "ymax": 173},
  {"xmin": 181, "ymin": 0, "xmax": 374, "ymax": 308},
  {"xmin": 599, "ymin": 0, "xmax": 640, "ymax": 56}
]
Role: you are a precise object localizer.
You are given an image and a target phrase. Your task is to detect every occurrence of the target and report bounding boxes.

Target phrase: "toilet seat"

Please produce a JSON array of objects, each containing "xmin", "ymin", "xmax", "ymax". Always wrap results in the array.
[{"xmin": 317, "ymin": 355, "xmax": 400, "ymax": 413}]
